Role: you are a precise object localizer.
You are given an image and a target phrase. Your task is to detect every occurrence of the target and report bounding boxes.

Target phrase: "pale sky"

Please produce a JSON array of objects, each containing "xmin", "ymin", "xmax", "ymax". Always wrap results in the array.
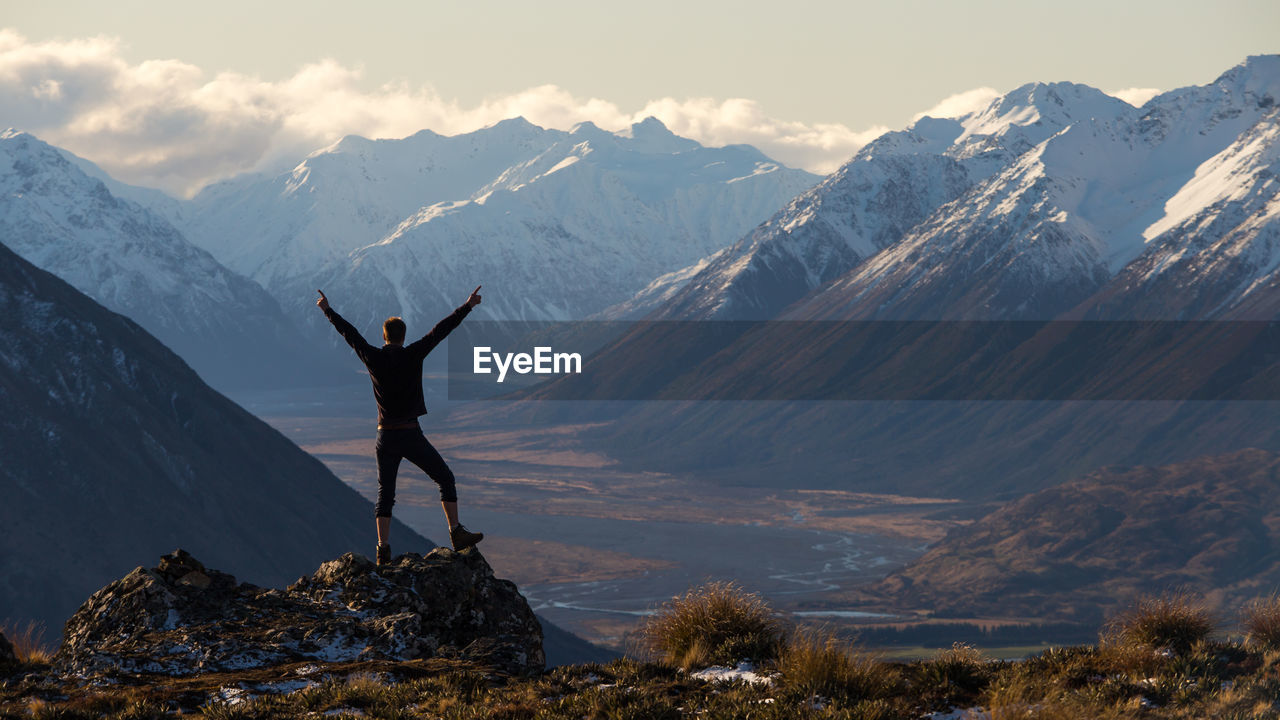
[{"xmin": 2, "ymin": 0, "xmax": 1277, "ymax": 195}]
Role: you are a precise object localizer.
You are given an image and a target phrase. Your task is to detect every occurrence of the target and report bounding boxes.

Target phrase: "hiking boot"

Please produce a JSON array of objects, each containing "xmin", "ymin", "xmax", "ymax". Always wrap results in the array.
[
  {"xmin": 450, "ymin": 524, "xmax": 483, "ymax": 550},
  {"xmin": 375, "ymin": 543, "xmax": 391, "ymax": 566}
]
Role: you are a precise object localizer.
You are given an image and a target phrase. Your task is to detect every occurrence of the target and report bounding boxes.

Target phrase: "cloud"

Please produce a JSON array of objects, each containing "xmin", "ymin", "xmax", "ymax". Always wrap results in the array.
[
  {"xmin": 1107, "ymin": 87, "xmax": 1163, "ymax": 108},
  {"xmin": 911, "ymin": 86, "xmax": 1001, "ymax": 122},
  {"xmin": 0, "ymin": 29, "xmax": 891, "ymax": 195}
]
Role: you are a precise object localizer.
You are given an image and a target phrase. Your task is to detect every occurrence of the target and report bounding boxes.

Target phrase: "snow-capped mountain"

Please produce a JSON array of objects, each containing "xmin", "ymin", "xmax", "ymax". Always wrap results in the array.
[
  {"xmin": 183, "ymin": 118, "xmax": 559, "ymax": 291},
  {"xmin": 646, "ymin": 56, "xmax": 1280, "ymax": 323},
  {"xmin": 794, "ymin": 57, "xmax": 1280, "ymax": 321},
  {"xmin": 592, "ymin": 249, "xmax": 725, "ymax": 320},
  {"xmin": 1073, "ymin": 60, "xmax": 1280, "ymax": 320},
  {"xmin": 556, "ymin": 56, "xmax": 1280, "ymax": 503},
  {"xmin": 646, "ymin": 81, "xmax": 1131, "ymax": 320},
  {"xmin": 0, "ymin": 130, "xmax": 340, "ymax": 390},
  {"xmin": 167, "ymin": 117, "xmax": 819, "ymax": 334},
  {"xmin": 648, "ymin": 149, "xmax": 972, "ymax": 319}
]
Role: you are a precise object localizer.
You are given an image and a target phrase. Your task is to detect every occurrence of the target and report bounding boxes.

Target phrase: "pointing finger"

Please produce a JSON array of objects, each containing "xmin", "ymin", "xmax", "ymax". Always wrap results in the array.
[{"xmin": 472, "ymin": 285, "xmax": 482, "ymax": 295}]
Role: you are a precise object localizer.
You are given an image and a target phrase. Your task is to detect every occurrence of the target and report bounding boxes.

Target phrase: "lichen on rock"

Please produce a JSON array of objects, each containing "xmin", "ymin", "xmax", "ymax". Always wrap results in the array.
[{"xmin": 54, "ymin": 548, "xmax": 543, "ymax": 678}]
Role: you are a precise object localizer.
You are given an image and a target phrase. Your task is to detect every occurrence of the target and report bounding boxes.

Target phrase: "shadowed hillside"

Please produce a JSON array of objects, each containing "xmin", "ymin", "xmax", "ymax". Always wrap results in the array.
[{"xmin": 0, "ymin": 239, "xmax": 424, "ymax": 635}]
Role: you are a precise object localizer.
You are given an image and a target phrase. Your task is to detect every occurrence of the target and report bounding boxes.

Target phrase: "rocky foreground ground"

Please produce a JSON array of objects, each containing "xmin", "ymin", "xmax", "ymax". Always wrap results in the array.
[
  {"xmin": 3, "ymin": 551, "xmax": 1280, "ymax": 719},
  {"xmin": 56, "ymin": 548, "xmax": 544, "ymax": 680}
]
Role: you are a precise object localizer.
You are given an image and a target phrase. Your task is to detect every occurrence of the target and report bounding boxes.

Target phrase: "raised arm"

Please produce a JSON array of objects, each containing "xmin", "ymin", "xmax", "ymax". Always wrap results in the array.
[
  {"xmin": 408, "ymin": 285, "xmax": 483, "ymax": 359},
  {"xmin": 317, "ymin": 290, "xmax": 376, "ymax": 364}
]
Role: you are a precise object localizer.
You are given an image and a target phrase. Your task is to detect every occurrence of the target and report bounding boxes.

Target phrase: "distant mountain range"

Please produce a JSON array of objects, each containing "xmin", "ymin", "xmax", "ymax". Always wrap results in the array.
[
  {"xmin": 513, "ymin": 55, "xmax": 1280, "ymax": 500},
  {"xmin": 0, "ymin": 130, "xmax": 345, "ymax": 391},
  {"xmin": 1, "ymin": 119, "xmax": 818, "ymax": 388},
  {"xmin": 162, "ymin": 117, "xmax": 819, "ymax": 337},
  {"xmin": 647, "ymin": 55, "xmax": 1280, "ymax": 323}
]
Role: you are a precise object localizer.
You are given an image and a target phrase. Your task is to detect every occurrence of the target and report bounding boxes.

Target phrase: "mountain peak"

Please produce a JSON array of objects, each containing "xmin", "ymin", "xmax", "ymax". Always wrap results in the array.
[
  {"xmin": 0, "ymin": 128, "xmax": 51, "ymax": 153},
  {"xmin": 630, "ymin": 115, "xmax": 672, "ymax": 135},
  {"xmin": 569, "ymin": 120, "xmax": 607, "ymax": 136},
  {"xmin": 953, "ymin": 80, "xmax": 1131, "ymax": 148},
  {"xmin": 1213, "ymin": 54, "xmax": 1280, "ymax": 104},
  {"xmin": 316, "ymin": 133, "xmax": 373, "ymax": 156},
  {"xmin": 986, "ymin": 81, "xmax": 1126, "ymax": 120},
  {"xmin": 0, "ymin": 130, "xmax": 81, "ymax": 188},
  {"xmin": 617, "ymin": 116, "xmax": 701, "ymax": 153},
  {"xmin": 405, "ymin": 127, "xmax": 445, "ymax": 141},
  {"xmin": 489, "ymin": 116, "xmax": 540, "ymax": 131},
  {"xmin": 479, "ymin": 116, "xmax": 548, "ymax": 140}
]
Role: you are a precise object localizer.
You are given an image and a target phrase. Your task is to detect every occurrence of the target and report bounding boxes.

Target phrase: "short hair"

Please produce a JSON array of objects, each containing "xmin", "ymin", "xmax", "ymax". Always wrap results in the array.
[{"xmin": 383, "ymin": 316, "xmax": 406, "ymax": 345}]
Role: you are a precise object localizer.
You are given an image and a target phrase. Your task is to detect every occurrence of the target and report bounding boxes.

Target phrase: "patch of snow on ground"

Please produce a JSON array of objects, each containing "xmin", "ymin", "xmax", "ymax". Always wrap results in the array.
[
  {"xmin": 924, "ymin": 709, "xmax": 990, "ymax": 720},
  {"xmin": 690, "ymin": 661, "xmax": 774, "ymax": 685},
  {"xmin": 211, "ymin": 686, "xmax": 253, "ymax": 706}
]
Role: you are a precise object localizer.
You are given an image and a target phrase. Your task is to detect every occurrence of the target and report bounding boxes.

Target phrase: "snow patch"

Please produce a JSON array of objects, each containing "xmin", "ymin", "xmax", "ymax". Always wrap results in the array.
[{"xmin": 690, "ymin": 661, "xmax": 774, "ymax": 685}]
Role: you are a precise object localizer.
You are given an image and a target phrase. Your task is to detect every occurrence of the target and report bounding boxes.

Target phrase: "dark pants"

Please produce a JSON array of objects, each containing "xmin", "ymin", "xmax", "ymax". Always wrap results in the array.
[{"xmin": 374, "ymin": 427, "xmax": 458, "ymax": 517}]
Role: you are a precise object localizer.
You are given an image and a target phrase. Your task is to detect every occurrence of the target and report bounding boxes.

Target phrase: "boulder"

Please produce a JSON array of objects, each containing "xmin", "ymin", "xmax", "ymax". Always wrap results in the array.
[{"xmin": 54, "ymin": 548, "xmax": 543, "ymax": 678}]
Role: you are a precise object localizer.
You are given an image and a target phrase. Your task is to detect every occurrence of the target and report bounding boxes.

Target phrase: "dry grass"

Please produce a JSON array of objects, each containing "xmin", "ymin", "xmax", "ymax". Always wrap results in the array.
[
  {"xmin": 1, "ymin": 620, "xmax": 53, "ymax": 665},
  {"xmin": 985, "ymin": 677, "xmax": 1143, "ymax": 720},
  {"xmin": 1103, "ymin": 591, "xmax": 1215, "ymax": 654},
  {"xmin": 1241, "ymin": 594, "xmax": 1280, "ymax": 651},
  {"xmin": 5, "ymin": 638, "xmax": 1280, "ymax": 719},
  {"xmin": 909, "ymin": 642, "xmax": 993, "ymax": 709},
  {"xmin": 776, "ymin": 625, "xmax": 899, "ymax": 703},
  {"xmin": 637, "ymin": 581, "xmax": 783, "ymax": 669}
]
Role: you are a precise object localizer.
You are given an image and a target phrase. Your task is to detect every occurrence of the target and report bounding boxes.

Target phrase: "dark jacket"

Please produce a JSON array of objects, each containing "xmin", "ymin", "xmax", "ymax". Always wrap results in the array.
[{"xmin": 324, "ymin": 303, "xmax": 472, "ymax": 426}]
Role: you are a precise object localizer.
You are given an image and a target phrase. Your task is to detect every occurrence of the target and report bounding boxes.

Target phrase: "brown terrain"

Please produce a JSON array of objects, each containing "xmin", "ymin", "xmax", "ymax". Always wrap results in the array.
[
  {"xmin": 841, "ymin": 448, "xmax": 1280, "ymax": 625},
  {"xmin": 299, "ymin": 421, "xmax": 967, "ymax": 584},
  {"xmin": 258, "ymin": 407, "xmax": 975, "ymax": 647},
  {"xmin": 248, "ymin": 402, "xmax": 1280, "ymax": 653}
]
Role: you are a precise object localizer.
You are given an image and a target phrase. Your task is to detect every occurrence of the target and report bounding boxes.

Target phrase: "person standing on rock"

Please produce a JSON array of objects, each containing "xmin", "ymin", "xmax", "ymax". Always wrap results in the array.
[{"xmin": 317, "ymin": 286, "xmax": 485, "ymax": 564}]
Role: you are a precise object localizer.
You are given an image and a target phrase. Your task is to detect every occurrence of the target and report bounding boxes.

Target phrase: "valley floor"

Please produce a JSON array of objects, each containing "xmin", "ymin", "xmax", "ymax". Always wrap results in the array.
[{"xmin": 230, "ymin": 386, "xmax": 972, "ymax": 651}]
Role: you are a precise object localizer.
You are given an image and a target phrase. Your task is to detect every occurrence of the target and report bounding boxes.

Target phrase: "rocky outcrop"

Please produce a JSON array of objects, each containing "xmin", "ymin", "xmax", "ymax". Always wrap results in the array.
[{"xmin": 54, "ymin": 549, "xmax": 543, "ymax": 678}]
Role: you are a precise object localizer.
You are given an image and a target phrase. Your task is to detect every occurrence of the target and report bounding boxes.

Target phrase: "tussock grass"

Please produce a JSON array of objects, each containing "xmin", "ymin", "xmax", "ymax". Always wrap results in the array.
[
  {"xmin": 776, "ymin": 625, "xmax": 898, "ymax": 704},
  {"xmin": 638, "ymin": 581, "xmax": 783, "ymax": 669},
  {"xmin": 1104, "ymin": 591, "xmax": 1215, "ymax": 654},
  {"xmin": 1, "ymin": 620, "xmax": 53, "ymax": 665},
  {"xmin": 1242, "ymin": 594, "xmax": 1280, "ymax": 651},
  {"xmin": 909, "ymin": 642, "xmax": 993, "ymax": 709}
]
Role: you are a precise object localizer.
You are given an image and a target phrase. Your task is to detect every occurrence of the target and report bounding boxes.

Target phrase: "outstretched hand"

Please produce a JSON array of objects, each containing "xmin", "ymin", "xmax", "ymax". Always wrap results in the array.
[
  {"xmin": 466, "ymin": 285, "xmax": 483, "ymax": 308},
  {"xmin": 316, "ymin": 289, "xmax": 329, "ymax": 311}
]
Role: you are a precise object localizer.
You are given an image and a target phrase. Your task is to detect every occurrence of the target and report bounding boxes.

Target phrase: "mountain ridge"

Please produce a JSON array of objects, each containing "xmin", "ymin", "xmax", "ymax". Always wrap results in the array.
[
  {"xmin": 154, "ymin": 116, "xmax": 819, "ymax": 335},
  {"xmin": 0, "ymin": 130, "xmax": 344, "ymax": 391}
]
